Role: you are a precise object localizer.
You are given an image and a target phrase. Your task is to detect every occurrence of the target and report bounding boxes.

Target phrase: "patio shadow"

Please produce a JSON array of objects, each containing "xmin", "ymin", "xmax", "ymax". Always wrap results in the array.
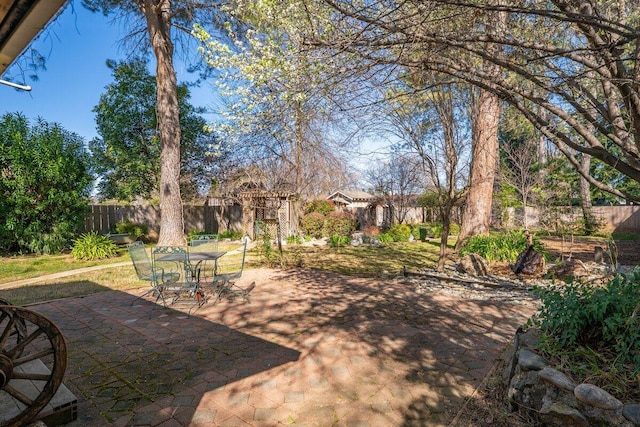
[{"xmin": 26, "ymin": 285, "xmax": 301, "ymax": 426}]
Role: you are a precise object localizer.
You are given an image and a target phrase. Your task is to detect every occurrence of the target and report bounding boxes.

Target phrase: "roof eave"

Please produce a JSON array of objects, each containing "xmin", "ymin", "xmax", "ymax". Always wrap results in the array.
[{"xmin": 0, "ymin": 0, "xmax": 69, "ymax": 77}]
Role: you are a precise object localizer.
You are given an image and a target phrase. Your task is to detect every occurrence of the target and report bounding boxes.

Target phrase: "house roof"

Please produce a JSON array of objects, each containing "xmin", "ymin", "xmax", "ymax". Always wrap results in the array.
[
  {"xmin": 0, "ymin": 0, "xmax": 68, "ymax": 77},
  {"xmin": 327, "ymin": 190, "xmax": 373, "ymax": 202}
]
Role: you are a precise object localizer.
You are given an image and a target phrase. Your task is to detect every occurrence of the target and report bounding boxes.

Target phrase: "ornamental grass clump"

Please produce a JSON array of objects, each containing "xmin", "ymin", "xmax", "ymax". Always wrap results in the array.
[
  {"xmin": 459, "ymin": 230, "xmax": 544, "ymax": 263},
  {"xmin": 71, "ymin": 231, "xmax": 119, "ymax": 260},
  {"xmin": 528, "ymin": 269, "xmax": 640, "ymax": 401}
]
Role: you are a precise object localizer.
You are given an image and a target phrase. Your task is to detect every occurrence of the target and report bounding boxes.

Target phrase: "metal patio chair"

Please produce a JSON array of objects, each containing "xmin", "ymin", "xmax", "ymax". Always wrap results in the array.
[
  {"xmin": 213, "ymin": 239, "xmax": 253, "ymax": 304},
  {"xmin": 189, "ymin": 234, "xmax": 219, "ymax": 284},
  {"xmin": 128, "ymin": 241, "xmax": 180, "ymax": 307}
]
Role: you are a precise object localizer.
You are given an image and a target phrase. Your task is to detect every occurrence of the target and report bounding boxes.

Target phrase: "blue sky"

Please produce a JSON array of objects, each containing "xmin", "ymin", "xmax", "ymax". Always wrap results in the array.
[
  {"xmin": 0, "ymin": 3, "xmax": 216, "ymax": 142},
  {"xmin": 0, "ymin": 3, "xmax": 385, "ymax": 173}
]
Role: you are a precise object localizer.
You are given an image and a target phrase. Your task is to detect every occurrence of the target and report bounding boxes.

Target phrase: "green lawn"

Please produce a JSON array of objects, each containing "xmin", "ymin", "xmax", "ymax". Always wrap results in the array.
[
  {"xmin": 0, "ymin": 240, "xmax": 448, "ymax": 306},
  {"xmin": 0, "ymin": 250, "xmax": 130, "ymax": 284},
  {"xmin": 283, "ymin": 240, "xmax": 448, "ymax": 276}
]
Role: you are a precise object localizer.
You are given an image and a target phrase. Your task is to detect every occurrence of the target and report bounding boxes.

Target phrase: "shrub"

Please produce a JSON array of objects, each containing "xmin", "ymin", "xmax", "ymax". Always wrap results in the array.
[
  {"xmin": 421, "ymin": 222, "xmax": 460, "ymax": 239},
  {"xmin": 376, "ymin": 233, "xmax": 392, "ymax": 243},
  {"xmin": 324, "ymin": 211, "xmax": 357, "ymax": 237},
  {"xmin": 301, "ymin": 212, "xmax": 326, "ymax": 238},
  {"xmin": 18, "ymin": 222, "xmax": 75, "ymax": 255},
  {"xmin": 0, "ymin": 114, "xmax": 93, "ymax": 254},
  {"xmin": 328, "ymin": 234, "xmax": 351, "ymax": 247},
  {"xmin": 449, "ymin": 223, "xmax": 461, "ymax": 236},
  {"xmin": 363, "ymin": 226, "xmax": 380, "ymax": 237},
  {"xmin": 430, "ymin": 223, "xmax": 443, "ymax": 238},
  {"xmin": 258, "ymin": 231, "xmax": 277, "ymax": 266},
  {"xmin": 387, "ymin": 224, "xmax": 412, "ymax": 242},
  {"xmin": 186, "ymin": 230, "xmax": 215, "ymax": 243},
  {"xmin": 459, "ymin": 230, "xmax": 545, "ymax": 263},
  {"xmin": 115, "ymin": 220, "xmax": 148, "ymax": 238},
  {"xmin": 218, "ymin": 230, "xmax": 243, "ymax": 240},
  {"xmin": 304, "ymin": 199, "xmax": 335, "ymax": 215},
  {"xmin": 528, "ymin": 269, "xmax": 640, "ymax": 395},
  {"xmin": 286, "ymin": 235, "xmax": 303, "ymax": 245},
  {"xmin": 71, "ymin": 231, "xmax": 118, "ymax": 260}
]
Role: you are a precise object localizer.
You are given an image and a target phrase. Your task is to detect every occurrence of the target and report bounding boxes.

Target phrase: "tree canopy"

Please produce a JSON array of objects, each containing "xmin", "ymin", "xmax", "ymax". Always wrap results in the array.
[
  {"xmin": 193, "ymin": 2, "xmax": 358, "ymax": 198},
  {"xmin": 309, "ymin": 0, "xmax": 640, "ymax": 202},
  {"xmin": 90, "ymin": 58, "xmax": 216, "ymax": 202}
]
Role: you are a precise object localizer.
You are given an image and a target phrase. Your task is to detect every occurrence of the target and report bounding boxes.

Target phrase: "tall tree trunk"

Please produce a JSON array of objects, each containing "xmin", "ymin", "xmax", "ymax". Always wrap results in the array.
[
  {"xmin": 456, "ymin": 3, "xmax": 504, "ymax": 248},
  {"xmin": 294, "ymin": 102, "xmax": 305, "ymax": 194},
  {"xmin": 142, "ymin": 0, "xmax": 185, "ymax": 246},
  {"xmin": 437, "ymin": 201, "xmax": 452, "ymax": 271},
  {"xmin": 579, "ymin": 153, "xmax": 596, "ymax": 234},
  {"xmin": 457, "ymin": 88, "xmax": 500, "ymax": 247}
]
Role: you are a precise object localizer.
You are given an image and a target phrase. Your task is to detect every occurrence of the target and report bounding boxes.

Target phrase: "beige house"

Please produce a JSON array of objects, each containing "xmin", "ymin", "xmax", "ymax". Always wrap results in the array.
[{"xmin": 326, "ymin": 190, "xmax": 374, "ymax": 209}]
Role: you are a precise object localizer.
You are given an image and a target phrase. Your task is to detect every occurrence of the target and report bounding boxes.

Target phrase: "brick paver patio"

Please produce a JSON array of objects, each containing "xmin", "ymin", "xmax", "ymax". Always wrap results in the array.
[{"xmin": 28, "ymin": 267, "xmax": 537, "ymax": 426}]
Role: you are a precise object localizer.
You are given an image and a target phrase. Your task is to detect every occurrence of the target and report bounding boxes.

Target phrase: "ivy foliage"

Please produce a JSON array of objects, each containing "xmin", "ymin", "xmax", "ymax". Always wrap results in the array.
[{"xmin": 0, "ymin": 113, "xmax": 93, "ymax": 254}]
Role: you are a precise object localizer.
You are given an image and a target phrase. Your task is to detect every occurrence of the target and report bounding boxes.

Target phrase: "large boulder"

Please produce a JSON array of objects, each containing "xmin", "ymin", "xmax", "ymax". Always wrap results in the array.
[
  {"xmin": 512, "ymin": 246, "xmax": 545, "ymax": 276},
  {"xmin": 456, "ymin": 253, "xmax": 489, "ymax": 276}
]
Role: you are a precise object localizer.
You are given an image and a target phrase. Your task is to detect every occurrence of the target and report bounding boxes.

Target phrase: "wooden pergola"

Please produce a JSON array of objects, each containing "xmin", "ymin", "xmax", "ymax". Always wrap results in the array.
[{"xmin": 236, "ymin": 190, "xmax": 300, "ymax": 240}]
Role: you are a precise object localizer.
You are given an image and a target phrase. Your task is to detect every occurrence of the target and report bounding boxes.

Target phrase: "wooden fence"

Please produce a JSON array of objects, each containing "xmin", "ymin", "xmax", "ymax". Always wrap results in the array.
[
  {"xmin": 83, "ymin": 204, "xmax": 243, "ymax": 238},
  {"xmin": 504, "ymin": 205, "xmax": 640, "ymax": 232},
  {"xmin": 85, "ymin": 203, "xmax": 639, "ymax": 238}
]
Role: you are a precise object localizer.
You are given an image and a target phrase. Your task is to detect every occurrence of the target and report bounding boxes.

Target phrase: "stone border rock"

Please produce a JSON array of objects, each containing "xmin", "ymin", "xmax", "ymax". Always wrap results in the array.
[{"xmin": 504, "ymin": 329, "xmax": 640, "ymax": 426}]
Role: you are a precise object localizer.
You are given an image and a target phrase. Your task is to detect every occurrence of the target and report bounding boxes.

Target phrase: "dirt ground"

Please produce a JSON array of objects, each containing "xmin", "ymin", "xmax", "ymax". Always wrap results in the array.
[{"xmin": 540, "ymin": 236, "xmax": 639, "ymax": 266}]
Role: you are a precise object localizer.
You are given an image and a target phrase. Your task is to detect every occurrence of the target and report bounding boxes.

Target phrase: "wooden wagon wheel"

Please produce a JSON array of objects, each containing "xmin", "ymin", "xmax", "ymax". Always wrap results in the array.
[
  {"xmin": 0, "ymin": 305, "xmax": 67, "ymax": 427},
  {"xmin": 0, "ymin": 300, "xmax": 27, "ymax": 356}
]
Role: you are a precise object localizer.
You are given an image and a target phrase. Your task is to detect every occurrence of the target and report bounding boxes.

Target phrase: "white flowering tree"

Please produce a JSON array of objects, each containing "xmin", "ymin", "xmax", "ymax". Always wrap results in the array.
[{"xmin": 193, "ymin": 1, "xmax": 357, "ymax": 198}]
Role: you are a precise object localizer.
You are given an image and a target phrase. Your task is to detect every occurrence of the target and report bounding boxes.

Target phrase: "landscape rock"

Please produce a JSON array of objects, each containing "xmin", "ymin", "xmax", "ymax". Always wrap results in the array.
[
  {"xmin": 574, "ymin": 383, "xmax": 623, "ymax": 410},
  {"xmin": 519, "ymin": 328, "xmax": 541, "ymax": 349},
  {"xmin": 539, "ymin": 367, "xmax": 576, "ymax": 392},
  {"xmin": 508, "ymin": 369, "xmax": 546, "ymax": 411},
  {"xmin": 539, "ymin": 401, "xmax": 588, "ymax": 427},
  {"xmin": 512, "ymin": 246, "xmax": 545, "ymax": 275},
  {"xmin": 623, "ymin": 404, "xmax": 640, "ymax": 425},
  {"xmin": 518, "ymin": 348, "xmax": 547, "ymax": 371},
  {"xmin": 456, "ymin": 253, "xmax": 489, "ymax": 276},
  {"xmin": 507, "ymin": 335, "xmax": 636, "ymax": 426}
]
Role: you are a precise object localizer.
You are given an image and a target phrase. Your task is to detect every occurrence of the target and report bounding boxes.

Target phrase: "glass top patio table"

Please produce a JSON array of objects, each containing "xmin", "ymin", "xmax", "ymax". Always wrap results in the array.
[{"xmin": 153, "ymin": 251, "xmax": 226, "ymax": 263}]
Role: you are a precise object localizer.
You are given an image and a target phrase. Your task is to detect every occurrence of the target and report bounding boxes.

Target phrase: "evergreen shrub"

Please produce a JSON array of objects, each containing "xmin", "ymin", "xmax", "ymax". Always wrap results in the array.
[
  {"xmin": 324, "ymin": 211, "xmax": 357, "ymax": 237},
  {"xmin": 301, "ymin": 212, "xmax": 325, "ymax": 238},
  {"xmin": 387, "ymin": 224, "xmax": 412, "ymax": 242}
]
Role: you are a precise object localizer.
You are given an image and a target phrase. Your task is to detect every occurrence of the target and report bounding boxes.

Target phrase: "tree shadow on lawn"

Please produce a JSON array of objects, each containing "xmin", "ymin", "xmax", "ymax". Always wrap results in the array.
[
  {"xmin": 17, "ymin": 284, "xmax": 300, "ymax": 426},
  {"xmin": 297, "ymin": 242, "xmax": 444, "ymax": 276}
]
